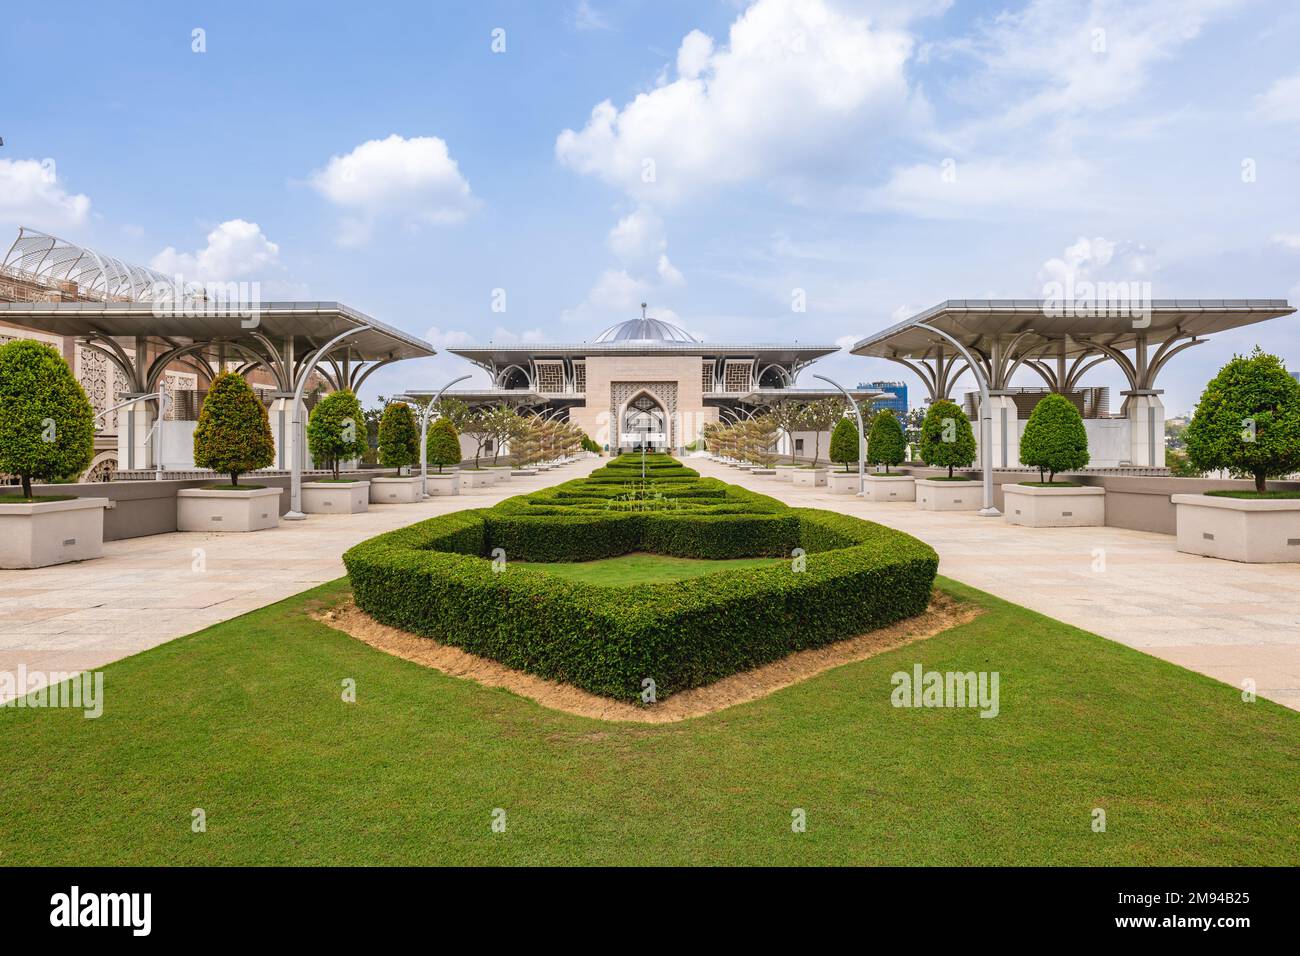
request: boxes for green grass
[1016,481,1084,488]
[0,494,78,503]
[514,552,785,586]
[1206,489,1300,499]
[200,483,268,491]
[1,575,1296,866]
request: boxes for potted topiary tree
[180,371,281,532]
[915,399,981,511]
[371,403,421,509]
[0,340,108,568]
[1172,348,1300,561]
[1004,393,1102,527]
[424,417,463,495]
[827,416,861,493]
[864,408,913,501]
[300,389,371,512]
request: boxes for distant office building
[858,380,908,416]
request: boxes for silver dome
[594,315,698,344]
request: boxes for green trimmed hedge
[343,453,938,701]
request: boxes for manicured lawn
[514,552,784,585]
[1,576,1296,866]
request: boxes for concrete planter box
[1172,493,1300,563]
[177,486,281,532]
[1004,484,1105,527]
[510,468,538,477]
[0,496,110,569]
[483,467,511,483]
[424,474,459,496]
[750,468,776,476]
[915,478,983,511]
[792,468,828,488]
[458,470,497,491]
[864,474,916,502]
[301,480,369,514]
[368,476,423,504]
[827,471,861,494]
[774,465,799,482]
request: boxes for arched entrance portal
[621,393,667,452]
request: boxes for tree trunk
[948,464,954,479]
[231,472,239,487]
[21,474,32,500]
[1256,471,1268,494]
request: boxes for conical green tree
[426,417,462,473]
[1019,393,1089,483]
[1185,348,1300,493]
[307,389,367,480]
[0,340,95,499]
[918,399,977,478]
[866,408,905,473]
[193,371,275,486]
[377,402,419,475]
[828,417,860,472]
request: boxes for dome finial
[641,302,648,318]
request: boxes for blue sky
[3,0,1299,414]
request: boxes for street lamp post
[395,374,470,498]
[813,374,865,496]
[914,322,1000,516]
[284,326,372,520]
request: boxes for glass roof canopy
[850,298,1295,400]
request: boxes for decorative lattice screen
[701,361,714,392]
[574,362,586,393]
[724,362,751,392]
[536,362,565,393]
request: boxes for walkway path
[693,459,1300,711]
[0,460,601,703]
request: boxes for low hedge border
[343,454,939,701]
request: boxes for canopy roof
[0,300,433,362]
[448,341,838,363]
[0,300,433,396]
[852,299,1294,359]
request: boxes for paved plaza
[3,455,1297,711]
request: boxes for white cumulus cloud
[151,219,281,281]
[555,0,916,204]
[0,158,91,230]
[310,134,477,246]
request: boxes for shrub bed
[344,453,938,700]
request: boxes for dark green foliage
[918,398,977,478]
[377,402,419,473]
[866,408,905,473]
[426,418,462,473]
[829,417,860,472]
[193,371,275,486]
[0,340,96,499]
[1184,348,1300,493]
[307,389,367,480]
[1019,393,1089,482]
[343,453,938,701]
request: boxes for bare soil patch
[313,592,980,724]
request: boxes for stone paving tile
[694,459,1300,711]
